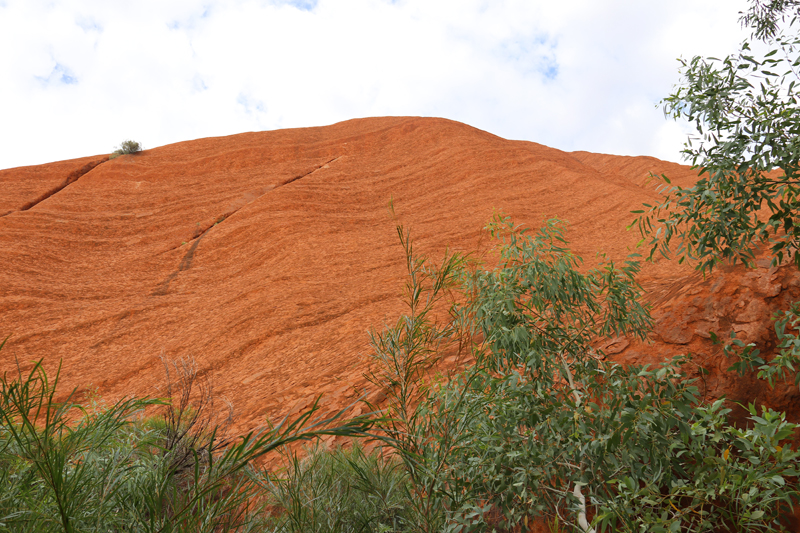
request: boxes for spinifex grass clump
[256,442,413,533]
[0,353,161,531]
[0,337,369,532]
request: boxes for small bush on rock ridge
[110,139,143,159]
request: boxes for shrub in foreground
[364,216,800,532]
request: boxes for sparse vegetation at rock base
[2,214,798,531]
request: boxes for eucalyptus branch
[558,352,582,407]
[555,351,597,533]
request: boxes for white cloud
[0,0,752,169]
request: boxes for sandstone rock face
[0,117,796,439]
[615,260,800,424]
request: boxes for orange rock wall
[0,116,796,436]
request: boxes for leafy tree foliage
[742,0,800,40]
[633,0,800,401]
[366,217,800,532]
[634,2,800,272]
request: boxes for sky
[0,0,753,170]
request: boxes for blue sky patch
[539,59,559,81]
[274,0,318,12]
[168,6,211,31]
[76,16,102,33]
[36,63,78,86]
[193,75,209,92]
[237,93,267,115]
[499,34,559,82]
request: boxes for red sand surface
[1,116,797,436]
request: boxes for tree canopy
[635,1,800,273]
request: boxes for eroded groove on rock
[19,158,108,212]
[282,156,340,187]
[153,233,206,295]
[161,156,341,254]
